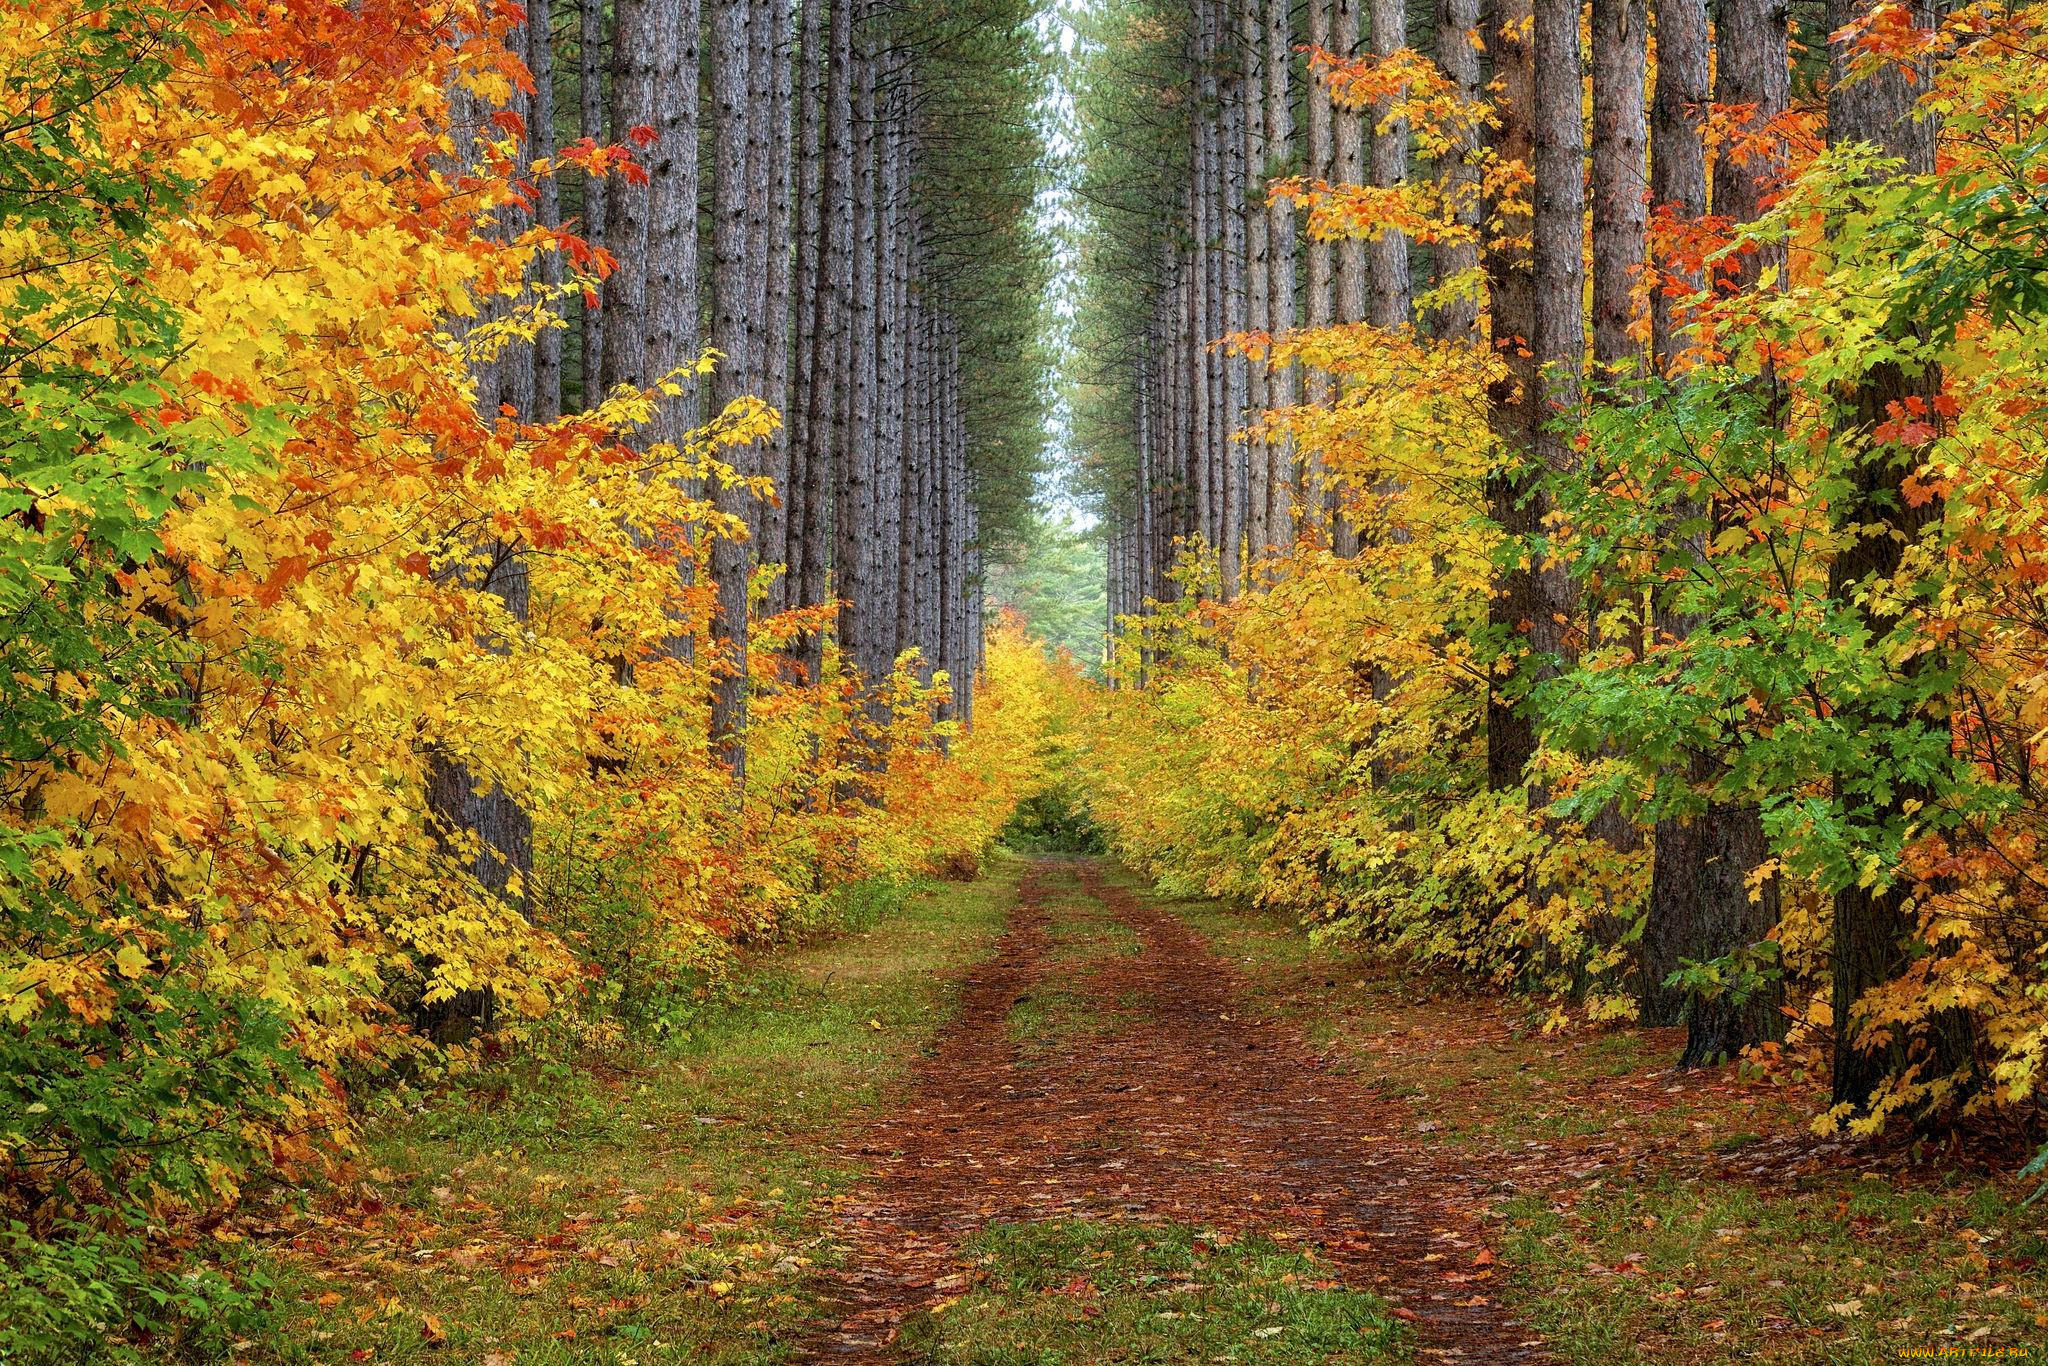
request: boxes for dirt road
[813,857,1551,1362]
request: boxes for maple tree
[0,0,1054,1349]
[1072,0,2048,1147]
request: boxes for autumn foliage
[1075,2,2048,1143]
[0,2,1049,1347]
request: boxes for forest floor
[239,855,2048,1365]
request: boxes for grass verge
[231,858,1020,1365]
[896,1220,1405,1364]
[1137,872,2048,1365]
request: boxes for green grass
[239,859,1022,1365]
[1004,985,1104,1060]
[1138,880,2048,1365]
[1501,1177,2048,1364]
[897,1221,1407,1364]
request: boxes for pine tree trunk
[1429,0,1481,340]
[529,0,563,420]
[645,0,700,445]
[1714,0,1790,293]
[801,0,852,686]
[1264,0,1296,545]
[1824,0,1970,1117]
[603,0,654,394]
[709,0,756,780]
[1639,0,1787,1052]
[788,0,824,639]
[761,0,795,610]
[1647,0,1705,372]
[1366,0,1408,331]
[1589,0,1646,373]
[838,18,881,697]
[1529,0,1584,684]
[1331,0,1366,325]
[578,0,608,401]
[1219,14,1248,596]
[1483,0,1538,792]
[1242,0,1270,574]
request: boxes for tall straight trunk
[1640,0,1710,1026]
[1430,0,1481,340]
[1363,0,1411,746]
[1824,0,1968,1116]
[1647,0,1705,370]
[1366,0,1409,331]
[1577,0,1653,963]
[800,0,851,685]
[1184,220,1209,560]
[423,74,540,1035]
[1135,354,1154,627]
[873,65,908,663]
[838,17,882,693]
[788,0,824,632]
[645,0,700,444]
[1483,0,1538,791]
[499,12,537,421]
[423,545,535,1036]
[1528,0,1585,673]
[743,0,770,379]
[709,0,756,778]
[943,322,971,716]
[1220,14,1248,596]
[1331,0,1366,324]
[1715,0,1791,291]
[579,0,608,400]
[1196,5,1224,563]
[1304,0,1334,335]
[529,0,563,420]
[1263,0,1296,545]
[1639,0,1788,1056]
[898,300,927,660]
[603,0,654,394]
[1589,0,1646,373]
[1242,0,1270,574]
[761,0,796,608]
[947,319,964,710]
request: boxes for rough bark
[761,0,796,606]
[644,0,699,443]
[1366,0,1409,332]
[1589,0,1646,373]
[1243,0,1271,572]
[602,0,654,394]
[1262,0,1295,546]
[1824,0,1968,1117]
[1646,0,1707,371]
[1638,0,1786,1052]
[578,0,607,400]
[1483,0,1539,792]
[1429,0,1482,340]
[709,0,756,779]
[1714,0,1791,293]
[528,0,562,420]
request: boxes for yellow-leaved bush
[1074,6,2048,1132]
[0,0,1052,1285]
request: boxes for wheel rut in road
[812,856,1551,1363]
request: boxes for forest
[5,0,2048,1360]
